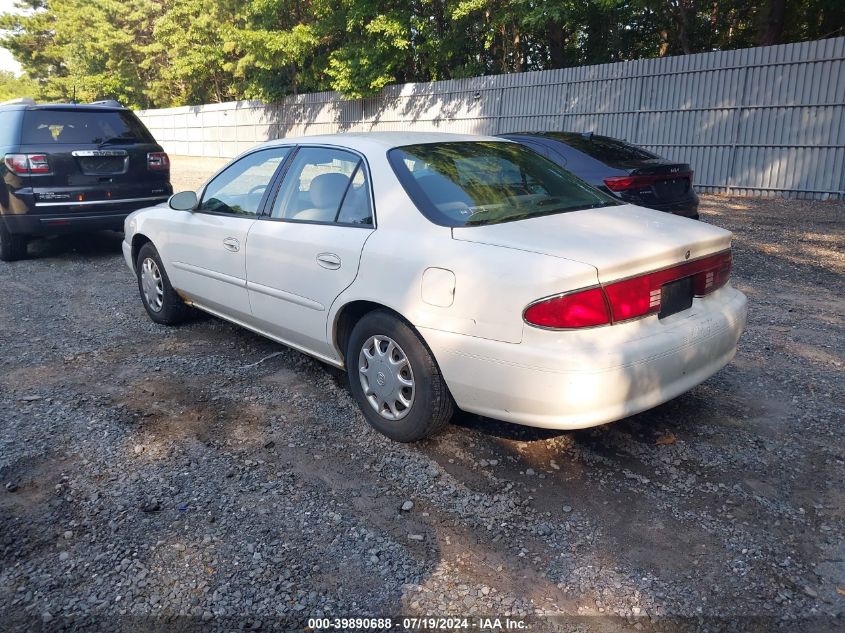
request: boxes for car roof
[259,131,510,153]
[501,131,618,144]
[0,103,127,113]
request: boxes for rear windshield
[549,133,659,163]
[21,109,155,145]
[388,141,617,227]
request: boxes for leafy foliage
[0,70,38,101]
[1,0,842,107]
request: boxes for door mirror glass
[169,190,198,211]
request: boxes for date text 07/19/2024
[307,617,528,630]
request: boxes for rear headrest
[310,172,349,209]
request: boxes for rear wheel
[0,223,28,262]
[347,310,453,442]
[136,242,192,325]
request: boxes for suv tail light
[604,171,692,192]
[4,153,51,175]
[524,250,732,329]
[147,152,170,171]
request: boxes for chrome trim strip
[71,150,128,157]
[40,213,131,222]
[171,261,246,288]
[246,281,325,311]
[35,196,168,208]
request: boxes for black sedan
[499,132,700,219]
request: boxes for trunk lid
[451,204,731,283]
[631,160,693,202]
[604,161,694,204]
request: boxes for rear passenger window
[270,147,373,226]
[336,165,373,225]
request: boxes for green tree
[0,70,39,101]
[1,0,165,108]
[147,0,241,105]
[2,0,842,105]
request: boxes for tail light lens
[524,250,732,329]
[523,287,611,329]
[4,153,51,175]
[604,171,692,192]
[27,154,51,173]
[147,152,170,171]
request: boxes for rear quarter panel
[329,148,601,348]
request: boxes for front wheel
[135,242,192,325]
[347,310,453,442]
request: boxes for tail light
[4,153,51,175]
[523,287,611,329]
[147,152,170,171]
[524,250,732,329]
[604,171,692,192]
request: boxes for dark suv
[0,100,172,261]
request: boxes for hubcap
[358,335,415,421]
[140,257,164,312]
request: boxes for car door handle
[223,237,240,252]
[316,252,341,270]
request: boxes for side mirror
[168,191,198,211]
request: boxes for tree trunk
[672,1,694,55]
[548,22,565,68]
[758,0,786,46]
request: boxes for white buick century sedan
[123,132,747,442]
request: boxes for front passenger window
[199,147,290,216]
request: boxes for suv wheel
[0,224,28,262]
[347,310,453,442]
[136,242,192,325]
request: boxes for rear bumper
[420,286,747,430]
[1,196,169,235]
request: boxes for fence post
[725,65,750,196]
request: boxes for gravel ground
[0,156,843,632]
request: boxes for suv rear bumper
[1,196,169,235]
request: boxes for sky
[0,0,23,75]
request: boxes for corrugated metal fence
[137,37,845,199]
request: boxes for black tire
[346,310,453,442]
[0,223,27,262]
[135,242,192,325]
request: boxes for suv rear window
[21,109,155,145]
[388,141,616,227]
